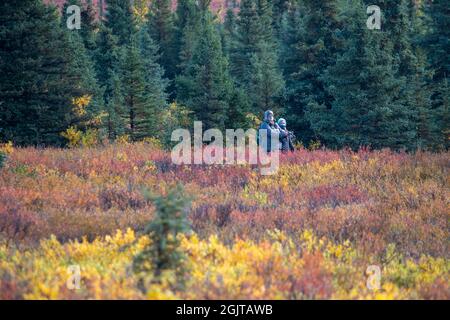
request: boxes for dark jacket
[279,129,295,152]
[258,121,286,152]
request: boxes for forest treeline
[0,0,448,150]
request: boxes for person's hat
[277,118,287,128]
[263,110,274,121]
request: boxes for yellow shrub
[61,126,82,148]
[72,95,92,116]
[0,141,14,154]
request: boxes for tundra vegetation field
[0,141,449,300]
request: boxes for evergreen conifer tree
[307,0,416,150]
[0,0,100,145]
[176,11,233,130]
[94,26,125,139]
[147,0,176,82]
[282,0,342,144]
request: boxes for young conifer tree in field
[0,0,101,146]
[308,0,416,150]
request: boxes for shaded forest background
[0,0,448,151]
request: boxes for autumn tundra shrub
[0,143,448,299]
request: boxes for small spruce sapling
[133,184,192,291]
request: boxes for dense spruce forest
[0,0,448,151]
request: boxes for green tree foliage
[173,0,202,74]
[0,151,6,169]
[62,0,99,52]
[307,0,416,150]
[221,8,237,57]
[248,41,285,113]
[230,0,261,86]
[105,0,136,46]
[80,0,99,52]
[133,184,192,289]
[65,30,104,128]
[147,0,176,82]
[94,26,125,139]
[176,11,233,130]
[138,26,169,112]
[0,0,100,146]
[282,0,342,144]
[229,0,284,114]
[272,0,289,35]
[121,37,154,141]
[422,0,450,150]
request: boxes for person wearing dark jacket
[258,110,285,152]
[277,118,295,152]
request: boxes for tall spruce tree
[80,0,99,52]
[176,10,233,130]
[364,0,431,150]
[62,0,103,124]
[230,0,284,114]
[272,0,289,35]
[422,0,450,150]
[65,30,103,128]
[221,8,238,58]
[121,36,153,140]
[62,0,99,52]
[173,0,202,74]
[105,0,136,46]
[307,0,416,150]
[147,0,176,83]
[138,26,169,115]
[94,26,125,139]
[282,0,342,144]
[0,0,100,146]
[248,41,285,113]
[222,9,253,129]
[230,0,262,86]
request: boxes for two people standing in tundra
[258,110,295,153]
